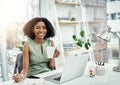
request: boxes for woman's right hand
[53,49,60,58]
[13,73,25,82]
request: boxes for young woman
[13,17,60,82]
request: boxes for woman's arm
[50,40,60,58]
[21,43,30,77]
[49,40,60,70]
[13,43,30,82]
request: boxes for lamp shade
[97,25,112,42]
[97,25,120,72]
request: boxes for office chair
[13,53,23,74]
[13,53,56,74]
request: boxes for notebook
[44,54,89,84]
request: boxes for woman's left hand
[13,73,25,82]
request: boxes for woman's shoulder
[27,38,34,44]
[46,38,53,43]
[23,42,29,48]
[46,38,54,47]
[23,39,35,48]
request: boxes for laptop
[44,54,89,84]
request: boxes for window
[118,13,120,19]
[0,0,40,81]
[107,14,110,20]
[110,0,116,1]
[111,13,116,20]
[107,0,120,2]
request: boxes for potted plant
[72,30,91,50]
[73,31,96,77]
[16,41,26,51]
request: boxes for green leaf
[72,35,77,41]
[80,31,84,37]
[22,41,26,45]
[88,42,91,46]
[77,39,83,47]
[16,46,23,51]
[77,42,82,47]
[87,39,91,46]
[85,43,89,50]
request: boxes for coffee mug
[47,47,55,58]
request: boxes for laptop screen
[44,54,89,84]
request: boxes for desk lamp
[97,25,120,72]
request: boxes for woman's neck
[34,38,45,45]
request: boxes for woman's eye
[43,26,46,29]
[36,27,39,29]
[35,26,46,29]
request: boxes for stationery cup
[95,65,106,75]
[47,47,55,58]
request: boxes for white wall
[107,1,120,13]
[107,20,120,32]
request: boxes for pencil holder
[95,65,106,75]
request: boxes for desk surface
[1,62,120,85]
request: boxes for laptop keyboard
[54,76,61,81]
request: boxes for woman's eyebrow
[36,26,46,27]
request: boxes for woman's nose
[39,27,44,31]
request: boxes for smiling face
[33,21,47,40]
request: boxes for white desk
[1,62,120,85]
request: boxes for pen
[16,67,19,74]
[96,61,104,66]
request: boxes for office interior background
[0,0,120,82]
